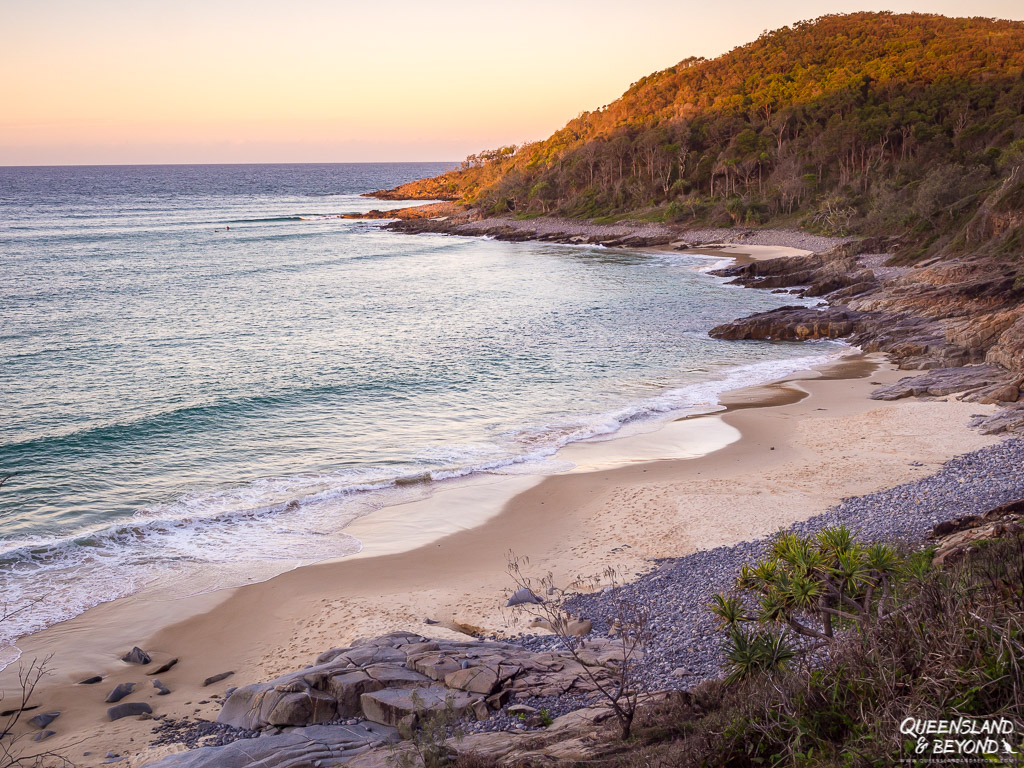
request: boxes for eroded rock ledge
[708,240,1024,380]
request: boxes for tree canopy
[389,12,1024,256]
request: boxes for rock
[138,724,390,768]
[450,618,488,637]
[444,666,499,695]
[506,588,543,607]
[153,679,171,695]
[78,675,103,685]
[870,365,1009,401]
[121,647,151,665]
[107,701,152,721]
[202,671,234,687]
[969,402,1024,434]
[360,686,479,728]
[471,699,490,721]
[325,671,384,718]
[32,730,56,742]
[365,664,432,689]
[709,306,868,341]
[266,690,336,727]
[28,711,60,729]
[105,682,136,703]
[486,689,511,709]
[408,653,463,681]
[147,658,179,675]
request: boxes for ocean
[0,163,843,658]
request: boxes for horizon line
[0,160,460,169]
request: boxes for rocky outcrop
[216,631,628,733]
[970,403,1024,434]
[929,499,1024,565]
[869,365,1022,403]
[709,306,871,341]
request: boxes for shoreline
[2,223,1013,766]
[0,237,820,662]
[2,345,1002,766]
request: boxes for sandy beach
[2,341,1001,766]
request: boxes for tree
[504,555,648,740]
[711,526,915,682]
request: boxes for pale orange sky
[2,0,1023,165]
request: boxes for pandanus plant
[711,525,916,681]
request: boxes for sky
[2,0,1023,166]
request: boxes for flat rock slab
[871,365,1009,400]
[360,686,479,728]
[141,724,391,768]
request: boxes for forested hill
[380,12,1024,259]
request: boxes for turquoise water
[0,163,841,651]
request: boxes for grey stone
[153,679,171,695]
[266,690,336,727]
[506,587,543,607]
[444,666,499,695]
[408,653,462,681]
[105,682,135,703]
[121,647,151,665]
[28,711,60,729]
[32,729,56,742]
[364,664,431,689]
[107,701,152,721]
[325,671,383,718]
[202,671,234,687]
[360,686,478,728]
[78,675,103,685]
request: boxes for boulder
[105,682,135,703]
[970,402,1024,434]
[360,686,479,728]
[78,675,103,685]
[346,645,408,667]
[121,647,151,665]
[444,666,499,695]
[32,730,56,742]
[153,679,171,696]
[266,689,336,727]
[364,664,432,689]
[28,712,60,729]
[506,588,543,607]
[325,671,383,718]
[408,653,463,681]
[107,702,152,721]
[709,306,867,341]
[870,365,1009,400]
